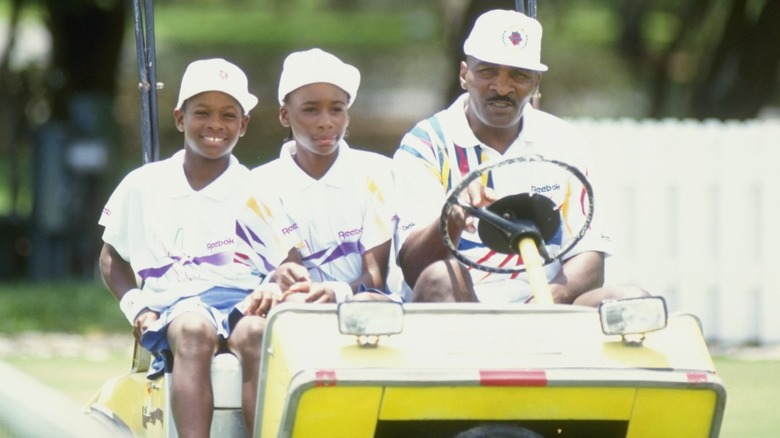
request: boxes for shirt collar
[168,149,244,200]
[279,140,353,191]
[446,93,538,154]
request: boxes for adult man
[393,9,647,305]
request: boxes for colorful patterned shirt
[393,94,613,302]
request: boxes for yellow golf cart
[86,155,726,438]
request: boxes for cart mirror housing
[599,296,668,346]
[338,301,404,347]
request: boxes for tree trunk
[691,0,780,119]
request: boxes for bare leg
[412,258,477,302]
[167,313,219,438]
[227,315,266,434]
[573,285,651,307]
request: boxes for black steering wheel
[439,154,594,274]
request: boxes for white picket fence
[572,118,780,346]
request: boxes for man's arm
[547,251,605,304]
[397,221,452,288]
[398,180,496,288]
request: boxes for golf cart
[85,155,726,438]
[86,1,725,435]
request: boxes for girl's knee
[169,313,219,354]
[229,315,265,356]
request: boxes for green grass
[713,357,780,437]
[2,345,131,405]
[0,281,126,334]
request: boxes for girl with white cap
[98,58,292,437]
[241,48,399,303]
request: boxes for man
[393,9,647,305]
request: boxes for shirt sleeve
[98,173,136,261]
[355,158,396,251]
[235,191,296,277]
[392,128,450,249]
[555,128,614,260]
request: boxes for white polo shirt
[99,150,289,311]
[393,94,613,303]
[245,141,395,289]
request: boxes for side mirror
[599,296,668,346]
[337,301,404,348]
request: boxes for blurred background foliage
[0,0,778,282]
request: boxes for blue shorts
[140,286,249,378]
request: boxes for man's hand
[448,180,498,238]
[133,309,159,342]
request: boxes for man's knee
[601,285,652,300]
[574,285,652,307]
[413,259,476,302]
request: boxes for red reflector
[315,370,337,387]
[480,370,547,387]
[687,372,709,384]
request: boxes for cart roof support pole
[132,0,160,165]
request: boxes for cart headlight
[338,301,404,347]
[599,296,668,345]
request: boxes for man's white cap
[277,48,361,107]
[176,58,258,113]
[463,9,548,72]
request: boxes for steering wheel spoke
[440,155,594,275]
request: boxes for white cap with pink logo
[463,9,548,72]
[176,58,258,113]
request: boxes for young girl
[243,48,399,303]
[98,58,290,437]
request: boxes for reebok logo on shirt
[207,238,234,251]
[338,227,363,239]
[531,183,561,194]
[281,223,299,235]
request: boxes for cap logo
[503,27,528,50]
[219,70,228,80]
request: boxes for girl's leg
[167,312,219,438]
[227,314,266,434]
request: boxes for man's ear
[459,60,468,90]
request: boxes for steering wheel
[439,154,594,275]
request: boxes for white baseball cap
[175,58,258,113]
[463,9,548,72]
[277,48,361,107]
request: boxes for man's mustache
[487,95,516,105]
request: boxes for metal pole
[516,0,537,19]
[517,0,540,108]
[132,0,160,165]
[515,0,525,15]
